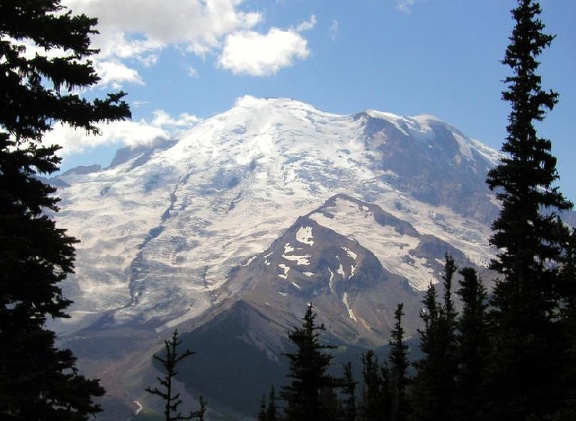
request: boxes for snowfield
[54,96,499,331]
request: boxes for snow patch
[342,292,357,322]
[283,242,310,265]
[452,132,473,160]
[278,263,290,279]
[337,263,345,278]
[242,256,256,266]
[296,226,314,245]
[284,253,311,265]
[328,268,335,293]
[342,247,357,260]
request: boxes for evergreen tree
[266,386,279,421]
[410,256,458,421]
[146,330,206,421]
[357,350,390,421]
[388,303,410,421]
[340,362,357,421]
[453,267,488,421]
[483,1,572,419]
[280,304,341,421]
[0,1,130,419]
[258,395,268,421]
[556,230,576,418]
[257,386,279,421]
[410,284,440,421]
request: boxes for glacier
[52,96,499,333]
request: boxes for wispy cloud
[186,66,199,78]
[296,15,317,32]
[329,20,339,40]
[394,0,419,13]
[45,111,201,156]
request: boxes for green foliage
[356,303,410,421]
[340,362,357,421]
[280,305,342,421]
[410,256,458,421]
[146,330,206,421]
[258,387,279,421]
[266,387,279,421]
[557,230,576,415]
[483,1,574,419]
[358,350,390,421]
[0,0,130,419]
[389,304,410,421]
[452,268,488,421]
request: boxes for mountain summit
[51,97,505,418]
[54,96,498,335]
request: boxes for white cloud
[218,28,310,76]
[296,15,317,32]
[95,61,144,88]
[64,0,261,54]
[151,110,200,129]
[44,111,200,156]
[60,0,272,86]
[394,0,419,12]
[59,0,314,85]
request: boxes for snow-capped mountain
[53,96,498,337]
[50,96,507,418]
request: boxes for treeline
[257,245,572,421]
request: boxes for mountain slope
[53,96,498,335]
[48,96,510,419]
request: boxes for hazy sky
[52,0,576,200]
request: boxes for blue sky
[53,0,576,201]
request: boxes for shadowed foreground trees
[280,305,343,421]
[484,0,574,419]
[0,0,130,419]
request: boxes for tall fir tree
[266,386,279,421]
[410,256,458,421]
[483,1,573,419]
[0,0,130,419]
[453,267,488,421]
[280,304,341,421]
[410,283,441,421]
[340,362,357,421]
[258,386,279,421]
[388,303,410,421]
[258,395,268,421]
[358,350,390,421]
[556,230,576,418]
